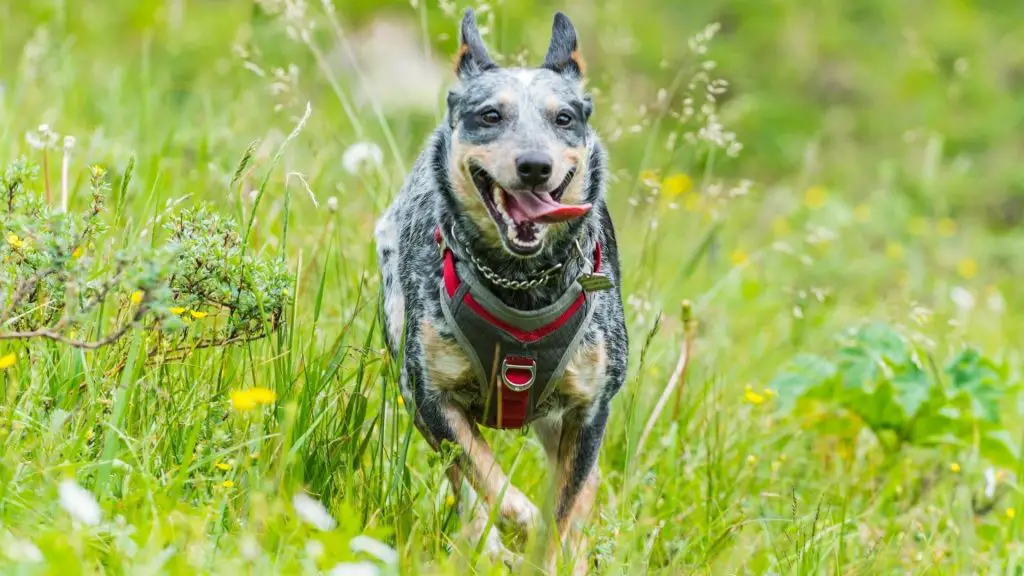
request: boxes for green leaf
[946,348,1004,423]
[890,364,931,419]
[980,429,1019,468]
[767,354,836,410]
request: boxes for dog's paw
[501,487,542,533]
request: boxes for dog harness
[435,228,601,430]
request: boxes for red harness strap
[436,228,601,429]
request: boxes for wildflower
[985,285,1005,314]
[885,242,904,261]
[803,186,827,210]
[937,218,957,237]
[6,233,25,249]
[71,246,83,259]
[730,249,749,266]
[293,493,337,531]
[58,479,102,526]
[950,287,975,313]
[854,204,871,222]
[350,535,398,565]
[984,467,997,498]
[445,494,456,507]
[89,165,106,180]
[188,310,208,319]
[327,562,379,576]
[221,480,235,489]
[662,173,692,198]
[342,141,383,175]
[744,385,766,405]
[0,353,15,370]
[950,462,961,473]
[746,455,757,465]
[396,395,405,407]
[230,387,277,411]
[169,307,186,315]
[130,291,144,305]
[772,217,791,236]
[326,196,339,213]
[1007,508,1016,519]
[215,462,232,471]
[957,258,978,280]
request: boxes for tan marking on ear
[420,321,472,390]
[570,50,587,75]
[557,336,606,406]
[453,43,471,74]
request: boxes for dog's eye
[480,109,502,125]
[555,112,573,127]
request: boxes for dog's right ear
[454,9,496,79]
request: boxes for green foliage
[1,157,290,349]
[770,322,1019,465]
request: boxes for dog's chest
[421,317,606,413]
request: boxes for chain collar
[444,226,570,291]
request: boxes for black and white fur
[374,10,628,573]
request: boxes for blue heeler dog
[375,9,627,571]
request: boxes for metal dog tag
[578,273,614,292]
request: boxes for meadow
[2,0,1024,574]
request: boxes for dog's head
[443,10,596,258]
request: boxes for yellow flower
[445,494,456,508]
[189,310,208,319]
[744,385,766,405]
[937,218,957,237]
[854,204,871,222]
[884,242,904,261]
[949,462,961,473]
[396,395,405,407]
[89,165,106,179]
[908,217,929,236]
[230,387,277,411]
[1007,508,1016,519]
[662,173,693,198]
[169,307,186,315]
[730,249,749,266]
[6,233,24,249]
[220,480,235,489]
[0,353,15,370]
[215,462,232,471]
[71,246,83,259]
[130,291,144,305]
[771,217,791,237]
[746,455,758,465]
[957,258,977,280]
[803,186,828,210]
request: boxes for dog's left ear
[542,12,585,79]
[454,9,496,79]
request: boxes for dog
[374,9,628,572]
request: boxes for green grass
[2,0,1024,574]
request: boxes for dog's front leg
[546,403,609,574]
[412,392,541,559]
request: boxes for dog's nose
[515,152,553,187]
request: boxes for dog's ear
[542,12,585,79]
[454,9,496,79]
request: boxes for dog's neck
[443,215,600,310]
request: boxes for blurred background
[3,0,1024,572]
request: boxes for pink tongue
[504,190,591,224]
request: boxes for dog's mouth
[468,164,590,256]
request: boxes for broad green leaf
[980,429,1019,468]
[946,348,1004,423]
[767,354,836,410]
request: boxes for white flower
[984,467,997,499]
[326,196,339,213]
[327,561,379,576]
[3,533,43,563]
[987,288,1005,314]
[293,493,336,531]
[342,141,383,175]
[58,479,101,526]
[305,539,325,559]
[950,286,975,313]
[350,535,398,565]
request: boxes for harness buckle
[501,356,536,392]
